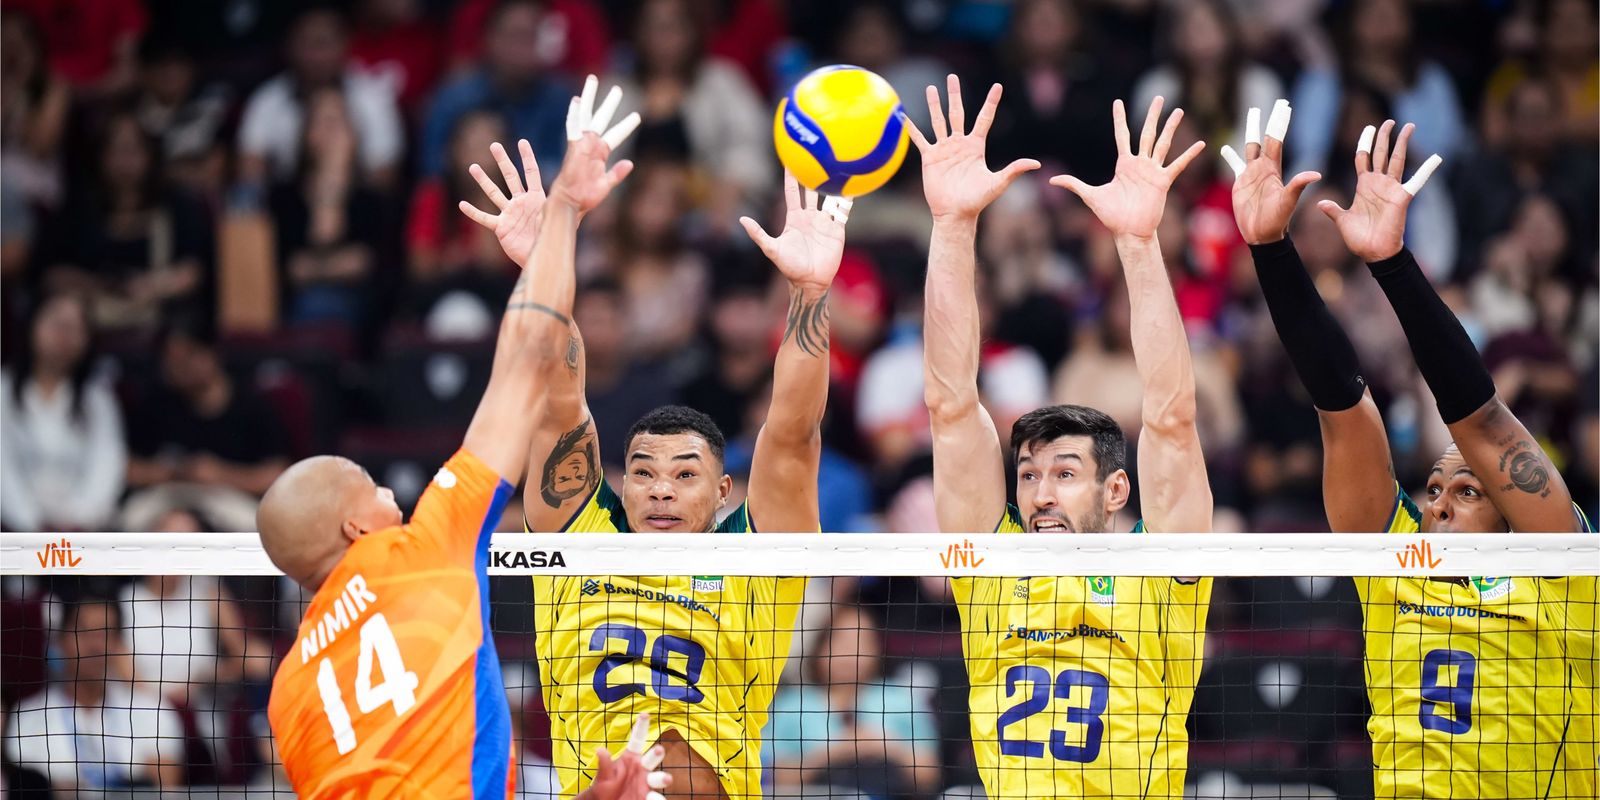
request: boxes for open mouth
[1031,518,1070,532]
[643,515,683,530]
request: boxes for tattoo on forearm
[565,336,580,373]
[507,301,571,325]
[782,288,830,358]
[1497,439,1552,498]
[541,418,599,508]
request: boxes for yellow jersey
[952,506,1211,799]
[530,477,806,799]
[1356,486,1593,799]
[1548,574,1598,798]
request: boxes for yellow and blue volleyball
[774,65,909,198]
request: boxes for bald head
[258,456,400,590]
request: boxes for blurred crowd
[0,0,1596,796]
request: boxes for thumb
[739,216,778,259]
[606,159,635,190]
[594,747,614,776]
[997,158,1042,187]
[1048,174,1093,201]
[1284,171,1321,205]
[1316,198,1346,223]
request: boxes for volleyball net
[2,532,1596,799]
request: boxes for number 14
[317,613,421,754]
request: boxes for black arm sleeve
[1366,248,1495,424]
[1250,237,1367,412]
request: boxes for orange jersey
[269,450,517,799]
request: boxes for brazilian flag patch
[1472,577,1514,601]
[693,576,723,593]
[1088,576,1116,606]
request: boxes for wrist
[1112,231,1158,249]
[1247,236,1297,259]
[931,213,979,234]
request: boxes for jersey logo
[1088,576,1115,606]
[433,467,458,489]
[581,579,601,596]
[1013,580,1030,599]
[1471,577,1514,601]
[692,576,723,593]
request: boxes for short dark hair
[626,405,727,467]
[1010,404,1127,482]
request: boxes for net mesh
[2,533,1595,799]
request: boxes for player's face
[621,433,731,532]
[1421,447,1510,533]
[345,466,403,539]
[1016,436,1128,533]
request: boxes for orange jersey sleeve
[269,449,518,799]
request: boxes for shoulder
[997,504,1025,533]
[715,501,754,533]
[1386,484,1422,533]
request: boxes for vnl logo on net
[940,539,986,570]
[35,537,83,569]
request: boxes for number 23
[996,665,1110,763]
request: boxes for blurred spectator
[121,506,273,780]
[236,6,404,189]
[269,87,387,329]
[0,9,69,210]
[424,0,572,181]
[347,0,443,115]
[830,2,947,135]
[572,278,680,471]
[1468,193,1577,341]
[980,0,1125,186]
[1481,0,1599,146]
[704,0,788,95]
[132,36,232,202]
[0,292,126,532]
[39,111,213,334]
[679,275,775,443]
[406,108,517,323]
[1291,0,1467,178]
[609,0,776,229]
[446,0,611,80]
[1452,78,1599,282]
[1132,0,1283,150]
[585,159,711,361]
[765,603,943,799]
[138,0,299,90]
[2,0,146,95]
[3,597,185,791]
[981,179,1083,369]
[123,314,289,529]
[857,275,1049,471]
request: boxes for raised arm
[1050,97,1211,533]
[1319,120,1578,532]
[738,175,852,532]
[909,76,1041,533]
[1223,100,1396,532]
[458,75,640,526]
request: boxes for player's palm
[1050,98,1205,240]
[459,139,547,266]
[551,133,633,214]
[910,75,1040,221]
[741,173,851,289]
[1231,158,1319,246]
[1328,171,1411,262]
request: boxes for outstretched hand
[1049,97,1205,240]
[1220,100,1321,245]
[740,173,852,290]
[1316,119,1442,262]
[585,713,672,800]
[550,74,643,214]
[906,74,1041,222]
[458,139,546,267]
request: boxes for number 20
[316,613,420,754]
[590,624,706,704]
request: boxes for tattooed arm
[460,80,638,529]
[738,174,852,532]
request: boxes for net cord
[3,532,1595,576]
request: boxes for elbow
[1142,389,1198,436]
[925,383,979,427]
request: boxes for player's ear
[1103,469,1132,514]
[341,518,366,543]
[718,474,733,507]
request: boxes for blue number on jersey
[590,624,706,704]
[997,664,1109,762]
[1419,648,1475,734]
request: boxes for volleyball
[774,65,909,198]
